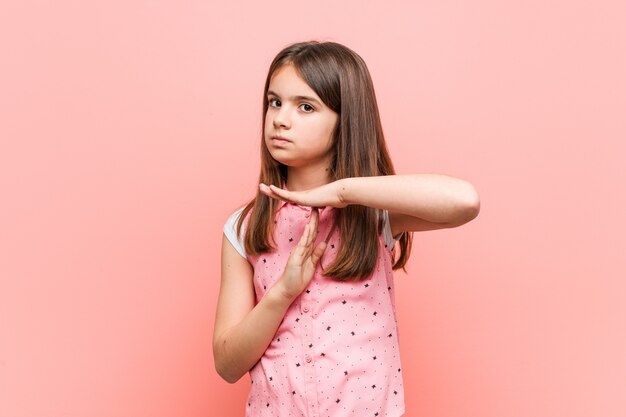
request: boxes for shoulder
[224,207,245,227]
[223,207,247,258]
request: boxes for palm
[279,209,327,300]
[259,182,346,208]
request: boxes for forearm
[214,286,293,383]
[339,174,480,224]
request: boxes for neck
[286,162,332,191]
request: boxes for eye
[300,103,314,113]
[268,98,280,107]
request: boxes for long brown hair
[237,40,412,280]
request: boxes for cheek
[323,121,337,144]
[264,113,270,130]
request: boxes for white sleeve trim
[223,207,246,258]
[382,209,403,250]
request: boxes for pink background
[1,1,624,416]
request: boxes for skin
[213,63,481,383]
[264,63,339,191]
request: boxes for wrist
[336,178,350,206]
[265,282,297,310]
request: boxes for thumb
[309,241,327,266]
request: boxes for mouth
[270,136,292,144]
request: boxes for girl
[214,40,480,417]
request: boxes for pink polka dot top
[224,200,406,417]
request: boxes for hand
[259,181,348,208]
[274,208,327,302]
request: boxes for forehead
[268,64,319,98]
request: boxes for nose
[272,106,290,129]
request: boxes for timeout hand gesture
[259,181,348,209]
[274,208,328,302]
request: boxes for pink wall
[1,1,624,416]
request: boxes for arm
[212,236,290,383]
[339,174,481,235]
[213,210,327,383]
[260,174,480,235]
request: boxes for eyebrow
[267,90,322,105]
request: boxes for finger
[269,184,305,205]
[303,220,313,249]
[309,241,327,266]
[310,208,319,231]
[268,184,292,200]
[310,208,320,244]
[300,215,319,262]
[260,183,291,204]
[268,184,285,194]
[259,183,283,201]
[303,222,312,247]
[292,223,310,259]
[308,208,320,246]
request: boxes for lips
[271,135,291,142]
[270,135,292,146]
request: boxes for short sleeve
[382,209,403,250]
[223,207,246,258]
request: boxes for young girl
[214,40,480,417]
